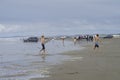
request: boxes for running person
[93,34,101,50]
[40,35,45,54]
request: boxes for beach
[0,37,83,80]
[1,0,120,80]
[30,38,120,80]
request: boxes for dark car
[23,37,39,42]
[103,35,113,39]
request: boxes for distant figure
[40,35,45,54]
[62,38,65,46]
[61,36,65,46]
[73,37,77,45]
[86,35,90,42]
[93,34,101,50]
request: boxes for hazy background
[0,0,120,37]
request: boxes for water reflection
[41,54,46,62]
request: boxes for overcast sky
[0,0,120,36]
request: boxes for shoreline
[0,39,85,80]
[30,38,120,80]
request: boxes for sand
[30,38,120,80]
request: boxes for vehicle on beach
[23,37,39,42]
[103,35,113,39]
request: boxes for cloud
[0,24,6,32]
[4,17,118,34]
[0,24,19,33]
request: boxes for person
[40,35,45,54]
[61,36,65,46]
[93,34,101,50]
[73,37,77,45]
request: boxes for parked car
[23,37,39,42]
[103,35,113,39]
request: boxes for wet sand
[30,38,120,80]
[0,39,83,80]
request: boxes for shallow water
[0,37,85,80]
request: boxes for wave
[0,37,25,42]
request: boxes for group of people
[39,34,101,54]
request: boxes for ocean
[0,37,85,80]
